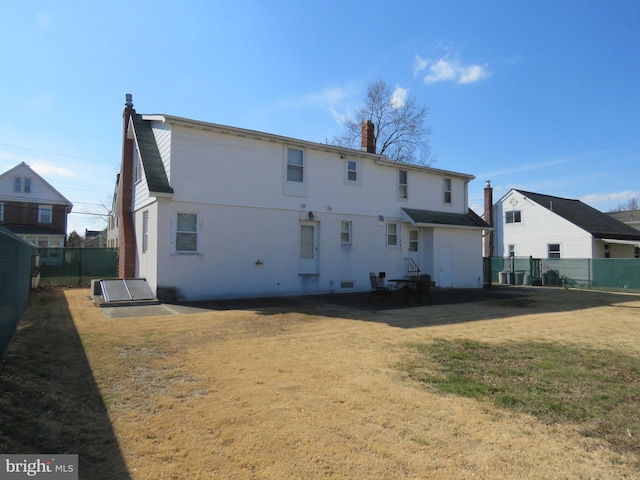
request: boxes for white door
[408,228,421,274]
[439,246,452,288]
[299,223,319,274]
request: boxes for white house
[492,188,640,259]
[110,95,488,302]
[0,162,72,249]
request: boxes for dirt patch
[2,287,640,479]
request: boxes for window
[142,211,149,253]
[38,205,52,224]
[175,213,198,252]
[347,160,357,182]
[340,221,352,244]
[398,170,408,199]
[635,247,639,259]
[409,229,418,252]
[286,148,304,183]
[0,203,3,221]
[443,178,452,204]
[604,244,610,259]
[133,147,142,183]
[508,244,516,257]
[548,243,561,258]
[14,177,31,193]
[506,210,522,224]
[386,223,399,247]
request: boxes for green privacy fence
[0,227,37,360]
[486,256,640,290]
[37,247,119,287]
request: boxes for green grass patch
[401,339,640,456]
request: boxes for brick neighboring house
[0,162,73,248]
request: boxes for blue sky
[1,0,638,235]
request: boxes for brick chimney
[483,180,494,257]
[118,94,137,279]
[361,120,376,153]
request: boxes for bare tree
[334,80,432,164]
[610,198,639,212]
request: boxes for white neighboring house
[493,189,640,259]
[110,96,488,302]
[607,210,640,232]
[0,162,72,250]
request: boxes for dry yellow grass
[2,287,640,479]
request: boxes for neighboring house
[83,229,107,248]
[607,210,640,232]
[106,175,120,248]
[492,188,640,259]
[110,95,488,301]
[0,162,72,249]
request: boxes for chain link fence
[487,256,640,291]
[37,248,119,287]
[0,227,37,360]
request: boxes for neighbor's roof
[514,190,640,241]
[402,208,489,229]
[130,114,174,195]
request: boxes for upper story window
[38,205,53,224]
[175,212,198,253]
[286,148,304,183]
[506,210,522,224]
[346,160,357,183]
[548,243,561,258]
[443,178,452,204]
[14,177,31,193]
[341,220,352,244]
[398,170,408,200]
[133,147,142,183]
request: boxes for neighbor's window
[175,213,198,252]
[14,177,31,193]
[286,148,304,183]
[340,220,352,244]
[443,178,452,204]
[508,244,516,257]
[0,203,4,222]
[142,211,149,253]
[398,170,408,199]
[409,229,418,252]
[548,243,561,258]
[347,160,357,182]
[38,205,53,224]
[506,210,522,224]
[387,223,399,247]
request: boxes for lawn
[1,287,639,479]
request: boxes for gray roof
[607,209,640,224]
[515,190,640,241]
[402,208,489,228]
[131,115,174,194]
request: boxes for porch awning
[597,238,640,247]
[401,208,490,230]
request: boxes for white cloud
[390,87,408,109]
[31,162,77,178]
[581,190,640,204]
[415,53,491,85]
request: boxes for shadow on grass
[0,289,130,480]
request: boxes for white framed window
[0,203,3,221]
[133,147,142,183]
[386,223,399,247]
[14,177,31,193]
[443,178,452,204]
[341,221,352,244]
[175,212,198,253]
[38,205,53,224]
[548,243,561,258]
[508,244,516,257]
[142,211,149,253]
[286,148,304,183]
[398,170,408,199]
[409,229,418,252]
[346,160,358,183]
[506,210,522,224]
